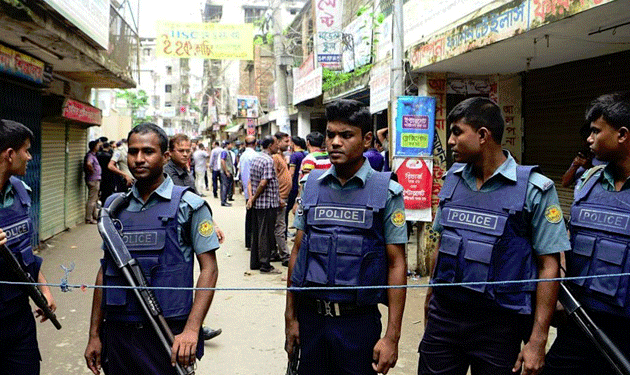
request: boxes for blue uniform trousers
[543,311,630,375]
[418,290,532,375]
[101,319,203,375]
[297,304,381,375]
[0,297,41,375]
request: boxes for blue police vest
[432,164,538,314]
[102,186,194,322]
[291,169,390,305]
[0,177,42,312]
[568,170,630,317]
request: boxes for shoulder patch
[198,220,214,237]
[181,191,205,210]
[529,172,555,191]
[544,205,563,224]
[391,209,406,227]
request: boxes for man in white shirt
[209,141,223,198]
[192,143,209,196]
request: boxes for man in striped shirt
[299,131,331,178]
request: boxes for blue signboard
[394,96,436,157]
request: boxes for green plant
[322,63,373,92]
[116,90,152,126]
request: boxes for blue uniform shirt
[433,152,570,255]
[576,163,630,192]
[105,176,220,262]
[0,179,30,208]
[294,160,408,244]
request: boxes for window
[204,4,223,22]
[166,66,172,75]
[289,8,299,15]
[165,101,172,107]
[143,48,151,56]
[244,6,266,23]
[165,84,172,93]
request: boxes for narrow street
[36,193,427,375]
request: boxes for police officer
[0,119,57,375]
[285,99,408,375]
[84,123,220,375]
[419,97,570,375]
[544,92,630,374]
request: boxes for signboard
[247,118,257,136]
[393,157,433,222]
[0,45,45,85]
[218,114,228,125]
[162,107,176,118]
[43,0,109,49]
[394,96,436,157]
[62,99,102,125]
[342,7,373,72]
[369,60,390,114]
[236,96,259,118]
[293,55,323,105]
[156,21,254,60]
[315,0,343,69]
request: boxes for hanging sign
[394,96,436,157]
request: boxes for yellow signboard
[156,21,253,60]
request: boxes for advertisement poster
[236,95,259,118]
[246,118,257,136]
[315,0,343,69]
[394,96,436,157]
[393,157,433,222]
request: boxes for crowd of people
[1,92,630,375]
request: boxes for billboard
[156,21,253,60]
[236,96,259,118]
[43,0,109,49]
[394,96,436,157]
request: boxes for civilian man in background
[300,132,331,178]
[84,139,101,224]
[96,140,117,205]
[108,138,134,191]
[220,140,235,207]
[209,141,223,198]
[273,132,292,265]
[237,136,258,250]
[192,143,209,196]
[287,136,307,236]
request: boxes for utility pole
[391,0,404,99]
[273,0,290,134]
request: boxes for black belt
[300,297,376,317]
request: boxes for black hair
[127,123,168,153]
[585,92,630,130]
[325,99,372,135]
[98,136,108,143]
[306,131,325,148]
[0,119,34,153]
[447,97,504,144]
[274,131,289,140]
[291,136,306,149]
[169,133,190,151]
[261,135,275,149]
[245,137,257,146]
[88,140,99,151]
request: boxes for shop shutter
[523,50,630,216]
[40,122,66,240]
[65,124,87,228]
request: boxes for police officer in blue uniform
[0,119,57,375]
[285,99,408,375]
[544,92,630,374]
[84,123,220,375]
[419,98,570,375]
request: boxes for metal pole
[273,0,290,134]
[391,0,404,99]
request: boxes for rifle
[98,193,195,375]
[0,244,62,329]
[558,282,630,375]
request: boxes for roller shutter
[65,124,87,228]
[523,50,630,216]
[40,123,66,240]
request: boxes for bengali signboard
[393,157,433,222]
[0,45,45,85]
[236,96,259,118]
[247,118,257,136]
[315,0,343,69]
[394,96,436,157]
[156,21,253,60]
[293,54,323,105]
[62,99,102,125]
[369,60,390,114]
[43,0,109,49]
[342,7,373,72]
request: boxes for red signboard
[395,158,432,210]
[62,98,102,125]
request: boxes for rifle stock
[558,283,630,375]
[99,193,194,375]
[0,244,61,329]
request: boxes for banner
[369,60,390,114]
[293,55,323,105]
[315,0,343,69]
[236,96,259,118]
[247,118,257,136]
[43,0,109,49]
[156,21,253,60]
[0,45,45,85]
[393,157,433,222]
[394,96,436,157]
[342,7,373,72]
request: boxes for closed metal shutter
[65,124,87,228]
[40,122,66,240]
[523,50,630,216]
